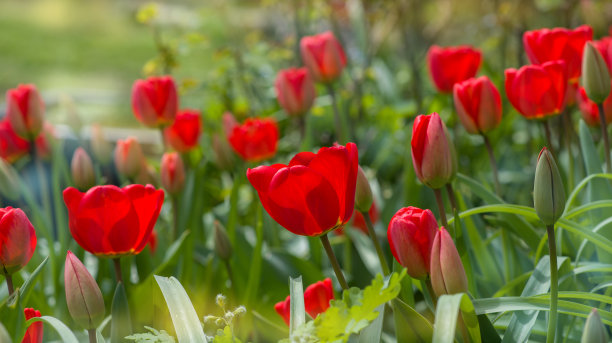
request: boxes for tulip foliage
[5,2,612,343]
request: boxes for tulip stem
[113,258,123,284]
[482,134,501,196]
[171,195,179,240]
[424,278,437,307]
[224,259,234,289]
[362,211,390,276]
[88,328,97,343]
[543,120,555,157]
[4,272,14,296]
[562,111,575,191]
[546,224,558,343]
[159,128,167,152]
[433,188,448,228]
[598,103,611,173]
[326,83,346,143]
[320,233,349,290]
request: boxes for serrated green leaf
[126,326,176,342]
[212,326,242,343]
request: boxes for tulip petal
[124,184,165,254]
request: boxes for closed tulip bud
[71,148,95,191]
[114,137,144,179]
[581,309,609,343]
[411,113,457,189]
[453,76,502,135]
[90,124,112,165]
[300,31,347,83]
[214,221,232,261]
[5,84,45,140]
[131,76,178,128]
[163,109,202,152]
[0,158,21,201]
[430,227,468,296]
[582,42,611,104]
[0,207,36,276]
[275,67,316,116]
[534,147,566,226]
[387,207,438,279]
[64,251,105,330]
[160,152,185,195]
[354,166,373,213]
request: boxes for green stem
[562,111,575,191]
[482,134,501,196]
[543,120,555,157]
[227,172,242,243]
[546,224,558,343]
[598,103,611,173]
[4,271,13,296]
[433,188,448,227]
[113,258,123,284]
[320,233,349,290]
[362,211,390,276]
[326,83,346,143]
[88,328,97,343]
[171,195,179,240]
[224,259,234,289]
[159,128,167,152]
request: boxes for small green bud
[354,166,373,213]
[214,221,233,261]
[533,147,566,226]
[582,42,611,104]
[581,309,609,343]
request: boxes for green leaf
[212,326,243,343]
[432,293,481,343]
[6,256,48,307]
[391,298,433,342]
[358,304,384,343]
[111,282,132,343]
[26,316,79,343]
[289,276,305,336]
[154,275,207,343]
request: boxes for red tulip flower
[275,278,335,325]
[523,25,593,82]
[430,227,468,296]
[0,120,31,163]
[131,76,178,128]
[300,31,347,83]
[577,84,612,127]
[22,308,43,343]
[411,113,457,189]
[0,207,36,276]
[63,184,164,257]
[224,113,279,163]
[275,67,316,116]
[5,84,45,140]
[426,45,482,93]
[160,152,186,195]
[163,109,202,152]
[594,37,612,76]
[387,207,438,279]
[505,60,568,119]
[247,143,358,236]
[453,76,502,135]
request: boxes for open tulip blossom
[426,45,482,93]
[224,113,279,163]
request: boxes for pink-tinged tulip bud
[22,308,43,343]
[387,207,438,279]
[0,207,36,276]
[71,148,95,191]
[582,308,609,343]
[426,45,482,93]
[300,31,347,83]
[275,67,316,116]
[577,85,612,127]
[131,76,178,128]
[90,124,112,165]
[453,76,502,135]
[354,166,373,213]
[163,109,202,152]
[64,251,105,330]
[114,137,144,179]
[160,152,185,195]
[411,113,457,189]
[211,133,236,170]
[430,227,468,296]
[5,84,45,140]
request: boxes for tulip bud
[387,207,438,279]
[354,166,373,213]
[114,137,144,179]
[71,148,95,191]
[64,251,105,330]
[453,76,502,135]
[0,207,36,275]
[160,152,185,195]
[0,158,21,201]
[300,31,347,83]
[131,76,178,128]
[582,42,611,104]
[581,309,609,343]
[212,133,235,170]
[430,227,468,296]
[5,84,45,140]
[214,220,233,261]
[534,147,566,226]
[90,124,113,165]
[275,68,316,116]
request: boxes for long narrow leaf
[432,293,481,343]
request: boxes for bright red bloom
[594,37,612,76]
[426,45,482,93]
[63,184,164,257]
[300,31,347,83]
[523,25,593,82]
[387,207,438,279]
[275,278,335,326]
[0,120,30,163]
[275,67,316,116]
[160,152,186,195]
[453,76,502,135]
[5,84,45,140]
[225,113,279,163]
[577,84,612,127]
[22,308,43,343]
[505,60,568,119]
[131,76,178,128]
[0,207,36,276]
[247,143,358,236]
[163,109,202,152]
[411,113,457,189]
